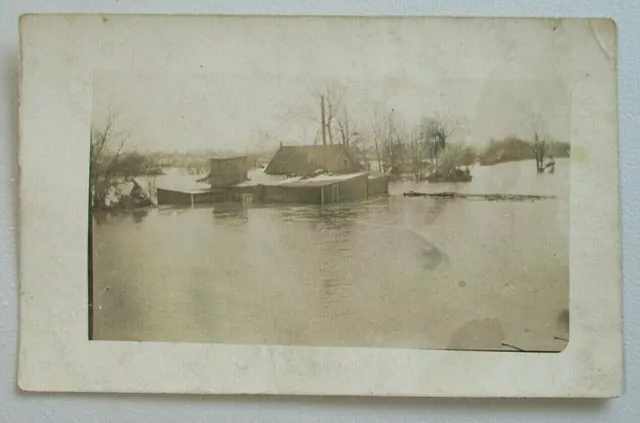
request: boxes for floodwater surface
[92,159,570,351]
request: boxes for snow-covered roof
[280,172,369,187]
[234,169,288,187]
[234,170,371,188]
[155,171,212,194]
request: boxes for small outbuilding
[207,156,249,187]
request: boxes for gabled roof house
[264,144,363,176]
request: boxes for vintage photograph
[89,70,570,352]
[19,14,622,397]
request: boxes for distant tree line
[278,82,569,181]
[480,137,570,167]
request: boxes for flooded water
[92,159,570,352]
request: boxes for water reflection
[422,197,449,225]
[93,211,109,226]
[213,203,249,221]
[132,208,149,223]
[316,206,359,232]
[93,208,151,226]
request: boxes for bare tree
[318,84,355,146]
[335,107,359,146]
[421,115,458,169]
[90,109,132,208]
[331,99,372,167]
[368,107,391,172]
[281,82,352,147]
[346,133,374,170]
[525,115,551,174]
[384,111,410,175]
[408,125,427,181]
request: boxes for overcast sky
[93,72,570,154]
[91,18,573,154]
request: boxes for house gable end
[265,145,364,176]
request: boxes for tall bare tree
[281,82,351,146]
[333,102,371,167]
[408,125,427,181]
[90,109,132,208]
[369,109,388,172]
[318,84,354,146]
[367,107,394,172]
[386,111,410,175]
[335,107,358,146]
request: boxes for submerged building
[207,156,249,188]
[230,172,371,205]
[156,146,389,207]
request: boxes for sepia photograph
[18,14,622,397]
[89,70,570,352]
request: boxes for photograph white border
[17,14,623,397]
